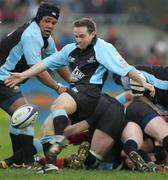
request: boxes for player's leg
[0,83,36,166]
[144,116,168,156]
[41,89,99,164]
[0,88,26,155]
[9,97,36,165]
[40,92,76,165]
[121,121,149,171]
[125,101,164,171]
[127,100,168,158]
[71,96,127,169]
[0,138,42,168]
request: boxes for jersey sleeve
[21,34,42,65]
[43,43,76,70]
[95,39,134,76]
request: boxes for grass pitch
[0,111,168,180]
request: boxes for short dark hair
[73,18,96,34]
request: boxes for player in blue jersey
[0,2,71,169]
[5,18,155,171]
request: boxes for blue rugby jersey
[0,21,56,81]
[43,36,134,97]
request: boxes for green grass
[1,111,168,180]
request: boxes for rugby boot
[0,160,9,169]
[22,161,43,171]
[64,153,78,168]
[11,163,23,168]
[46,135,69,165]
[69,141,90,169]
[37,163,59,174]
[129,151,149,172]
[148,162,165,172]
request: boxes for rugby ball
[11,104,38,129]
[130,71,146,96]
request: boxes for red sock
[56,158,65,168]
[68,130,93,145]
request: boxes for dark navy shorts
[66,88,101,124]
[86,93,127,140]
[0,81,23,114]
[126,101,160,129]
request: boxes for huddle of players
[3,64,168,173]
[55,65,168,172]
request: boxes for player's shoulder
[95,38,115,49]
[22,21,42,40]
[61,43,77,53]
[96,38,106,45]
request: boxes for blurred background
[0,0,168,121]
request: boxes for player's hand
[143,82,155,97]
[4,72,25,87]
[56,83,67,94]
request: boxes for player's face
[73,27,96,49]
[39,16,57,37]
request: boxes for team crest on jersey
[119,58,128,68]
[87,56,96,63]
[68,56,76,63]
[116,53,128,68]
[71,66,85,82]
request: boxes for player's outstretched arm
[5,61,46,87]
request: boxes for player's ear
[91,31,96,37]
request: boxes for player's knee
[50,98,66,111]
